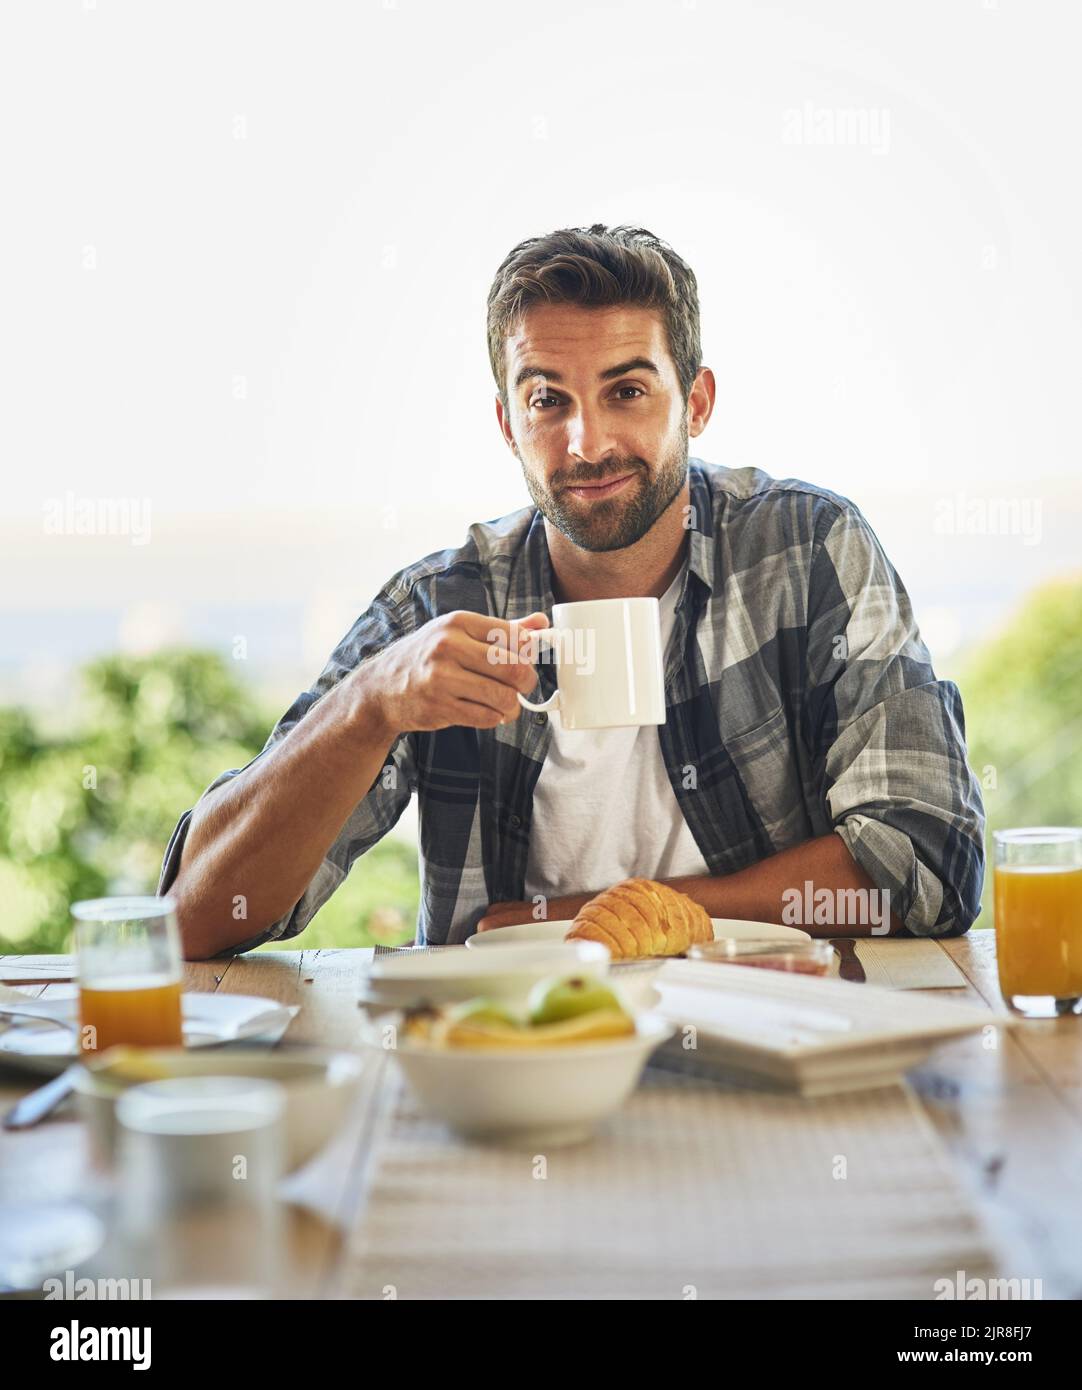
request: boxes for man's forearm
[665,833,906,936]
[479,833,906,935]
[171,671,397,960]
[170,607,551,959]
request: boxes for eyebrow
[513,356,663,392]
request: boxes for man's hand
[357,610,550,740]
[476,892,596,932]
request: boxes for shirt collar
[685,458,717,599]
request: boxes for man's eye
[531,396,560,409]
[616,386,644,400]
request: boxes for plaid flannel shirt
[158,459,986,952]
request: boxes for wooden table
[3,936,1082,1299]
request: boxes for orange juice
[994,865,1082,999]
[78,975,183,1053]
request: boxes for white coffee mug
[516,596,666,730]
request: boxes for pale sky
[1,0,1079,705]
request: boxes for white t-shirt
[523,565,711,901]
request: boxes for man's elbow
[896,883,982,939]
[171,876,257,961]
[173,896,229,962]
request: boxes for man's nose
[564,408,614,469]
[566,405,618,466]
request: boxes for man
[160,223,985,959]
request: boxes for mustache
[554,460,648,489]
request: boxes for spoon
[0,1005,77,1032]
[2,1065,84,1130]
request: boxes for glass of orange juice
[993,828,1082,1018]
[71,896,184,1054]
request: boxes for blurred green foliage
[0,650,418,954]
[1,576,1079,953]
[959,573,1082,929]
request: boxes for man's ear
[687,366,716,438]
[495,392,519,455]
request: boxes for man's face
[499,303,690,552]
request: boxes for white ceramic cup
[516,596,666,730]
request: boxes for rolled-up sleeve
[804,503,986,936]
[157,588,419,956]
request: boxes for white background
[2,0,1079,711]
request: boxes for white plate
[0,990,298,1077]
[465,918,812,951]
[646,958,1012,1095]
[75,1047,364,1175]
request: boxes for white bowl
[74,1047,366,1174]
[361,1010,676,1147]
[360,940,612,1011]
[466,918,812,950]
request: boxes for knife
[830,938,867,983]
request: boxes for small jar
[688,938,836,976]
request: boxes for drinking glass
[0,1202,105,1294]
[993,827,1082,1017]
[71,895,183,1054]
[115,1076,286,1298]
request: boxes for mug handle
[517,688,560,713]
[516,626,561,712]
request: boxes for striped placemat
[340,1065,1003,1300]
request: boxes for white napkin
[0,985,298,1051]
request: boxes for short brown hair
[486,223,702,410]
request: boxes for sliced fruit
[445,997,523,1029]
[527,974,629,1026]
[443,1008,635,1049]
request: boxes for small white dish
[0,991,299,1077]
[74,1046,366,1174]
[465,918,812,951]
[361,1010,676,1147]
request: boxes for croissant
[566,878,713,960]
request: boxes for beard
[519,428,689,553]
